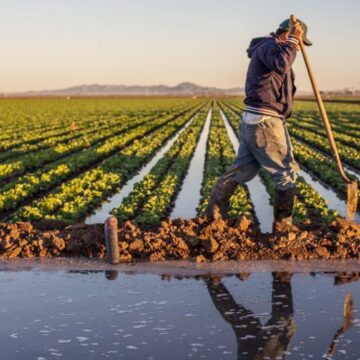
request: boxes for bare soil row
[0,217,359,261]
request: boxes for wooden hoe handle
[290,15,353,184]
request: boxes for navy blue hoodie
[243,33,298,119]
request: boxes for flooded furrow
[1,265,359,359]
[299,168,360,223]
[295,137,360,182]
[219,109,274,233]
[85,113,199,224]
[171,108,212,219]
[345,167,360,182]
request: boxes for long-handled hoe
[291,15,358,221]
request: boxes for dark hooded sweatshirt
[243,33,298,119]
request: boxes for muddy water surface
[1,260,359,359]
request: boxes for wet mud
[0,216,359,261]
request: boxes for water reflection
[0,267,359,359]
[334,272,360,285]
[105,270,119,281]
[101,270,358,359]
[206,272,295,359]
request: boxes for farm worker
[204,19,312,232]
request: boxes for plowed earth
[0,216,359,261]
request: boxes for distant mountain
[9,82,245,97]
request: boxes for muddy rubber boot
[202,177,238,221]
[202,201,222,221]
[272,187,299,233]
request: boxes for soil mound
[0,217,359,261]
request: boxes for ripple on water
[0,267,359,359]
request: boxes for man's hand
[290,21,304,43]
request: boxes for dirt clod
[234,215,252,232]
[315,246,330,258]
[195,255,207,263]
[1,236,12,250]
[119,251,133,263]
[17,222,33,233]
[149,251,165,262]
[50,237,66,251]
[8,247,22,258]
[129,239,144,253]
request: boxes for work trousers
[212,112,299,202]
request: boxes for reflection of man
[206,272,295,359]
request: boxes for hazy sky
[2,0,360,92]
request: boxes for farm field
[0,97,359,224]
[0,97,359,260]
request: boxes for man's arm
[258,40,298,74]
[258,22,304,74]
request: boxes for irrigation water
[171,108,212,219]
[1,259,359,359]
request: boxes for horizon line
[2,81,358,95]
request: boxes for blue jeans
[217,115,299,194]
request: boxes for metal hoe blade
[347,181,358,222]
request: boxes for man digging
[204,18,312,232]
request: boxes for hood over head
[246,35,272,58]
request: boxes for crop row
[10,103,208,223]
[291,138,359,202]
[289,113,360,139]
[224,97,360,127]
[223,98,360,136]
[112,106,210,224]
[0,103,201,184]
[0,115,152,182]
[0,98,197,137]
[286,125,360,170]
[0,100,194,157]
[1,103,205,220]
[0,112,167,162]
[0,99,197,161]
[197,104,253,219]
[290,101,360,127]
[0,113,124,152]
[217,103,240,133]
